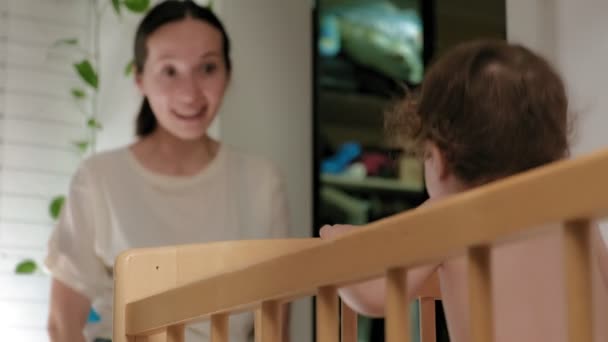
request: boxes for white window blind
[0,1,90,341]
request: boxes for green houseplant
[15,0,152,274]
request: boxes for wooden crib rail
[113,239,322,342]
[115,148,608,342]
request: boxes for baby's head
[387,40,571,198]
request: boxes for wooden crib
[113,149,608,342]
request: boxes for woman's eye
[162,66,177,77]
[202,63,217,74]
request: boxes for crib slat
[211,314,229,342]
[386,267,410,342]
[341,301,358,342]
[317,286,339,342]
[135,325,185,342]
[564,220,593,342]
[419,297,436,342]
[254,308,263,342]
[168,325,185,342]
[468,246,493,342]
[255,301,282,342]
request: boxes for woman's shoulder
[78,146,131,178]
[221,144,283,181]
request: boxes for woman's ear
[134,68,144,95]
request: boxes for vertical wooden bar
[317,286,339,342]
[468,246,493,342]
[256,300,281,342]
[341,301,358,342]
[279,303,288,341]
[211,314,229,342]
[564,219,593,342]
[167,325,185,342]
[419,298,436,342]
[136,325,185,342]
[386,267,410,342]
[254,308,263,342]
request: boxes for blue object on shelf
[88,307,101,324]
[321,142,362,174]
[319,14,341,57]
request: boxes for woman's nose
[174,76,203,104]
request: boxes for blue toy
[321,142,362,174]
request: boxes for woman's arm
[48,279,91,342]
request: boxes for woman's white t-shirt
[45,145,290,341]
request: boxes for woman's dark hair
[386,40,571,184]
[134,0,232,137]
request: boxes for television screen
[317,0,426,97]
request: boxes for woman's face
[136,18,229,140]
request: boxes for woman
[45,1,289,341]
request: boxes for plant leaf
[71,88,86,99]
[112,0,121,16]
[73,140,90,153]
[15,260,38,274]
[49,195,66,220]
[124,0,150,13]
[74,60,98,89]
[124,59,134,76]
[53,38,78,47]
[87,118,103,130]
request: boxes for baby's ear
[437,150,450,180]
[425,141,449,180]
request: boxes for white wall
[95,9,141,152]
[219,1,313,341]
[552,0,608,156]
[507,0,608,155]
[507,0,608,239]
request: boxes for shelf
[318,90,395,149]
[318,90,389,126]
[321,173,424,195]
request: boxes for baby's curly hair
[386,40,572,184]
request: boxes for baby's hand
[319,199,439,240]
[319,224,359,239]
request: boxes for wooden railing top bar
[124,148,608,335]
